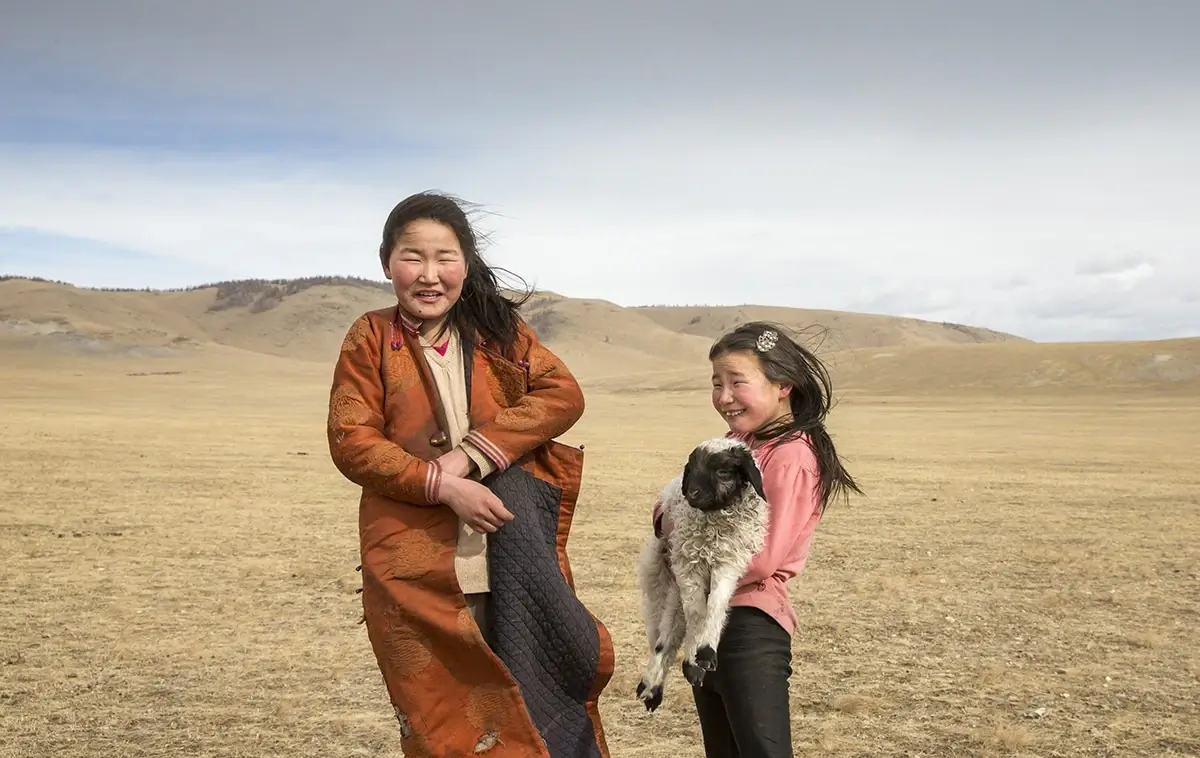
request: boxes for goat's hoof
[682,659,707,687]
[695,644,717,671]
[636,681,663,711]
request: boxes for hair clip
[755,329,778,353]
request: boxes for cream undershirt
[419,326,495,594]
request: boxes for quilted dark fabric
[484,465,603,758]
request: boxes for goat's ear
[681,454,694,494]
[738,450,766,501]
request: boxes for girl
[652,321,861,758]
[327,191,613,757]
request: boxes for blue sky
[2,1,1198,342]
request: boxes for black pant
[691,607,794,758]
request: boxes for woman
[327,191,613,757]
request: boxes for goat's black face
[681,443,766,512]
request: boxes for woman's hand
[436,447,475,479]
[439,475,514,533]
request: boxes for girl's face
[383,219,468,330]
[711,350,792,435]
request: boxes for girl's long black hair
[379,191,532,357]
[710,321,863,511]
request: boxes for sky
[2,1,1198,342]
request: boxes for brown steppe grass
[1,350,1197,757]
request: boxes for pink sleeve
[739,456,821,585]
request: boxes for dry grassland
[1,352,1197,757]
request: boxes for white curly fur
[635,436,769,711]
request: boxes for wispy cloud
[2,1,1198,342]
[0,227,232,288]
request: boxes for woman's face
[383,219,469,330]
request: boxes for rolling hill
[634,304,1026,349]
[2,275,1197,394]
[587,337,1200,396]
[0,275,1021,364]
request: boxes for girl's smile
[711,351,792,435]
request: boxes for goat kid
[635,437,769,711]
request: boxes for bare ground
[1,358,1197,757]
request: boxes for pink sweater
[652,433,823,636]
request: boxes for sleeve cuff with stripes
[459,440,497,480]
[424,460,444,503]
[463,430,510,472]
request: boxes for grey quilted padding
[484,465,603,758]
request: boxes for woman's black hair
[709,321,862,511]
[379,190,532,356]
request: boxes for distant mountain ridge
[0,273,1027,343]
[0,274,1025,342]
[3,275,1197,394]
[0,274,393,297]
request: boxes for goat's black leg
[685,564,743,683]
[637,581,683,711]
